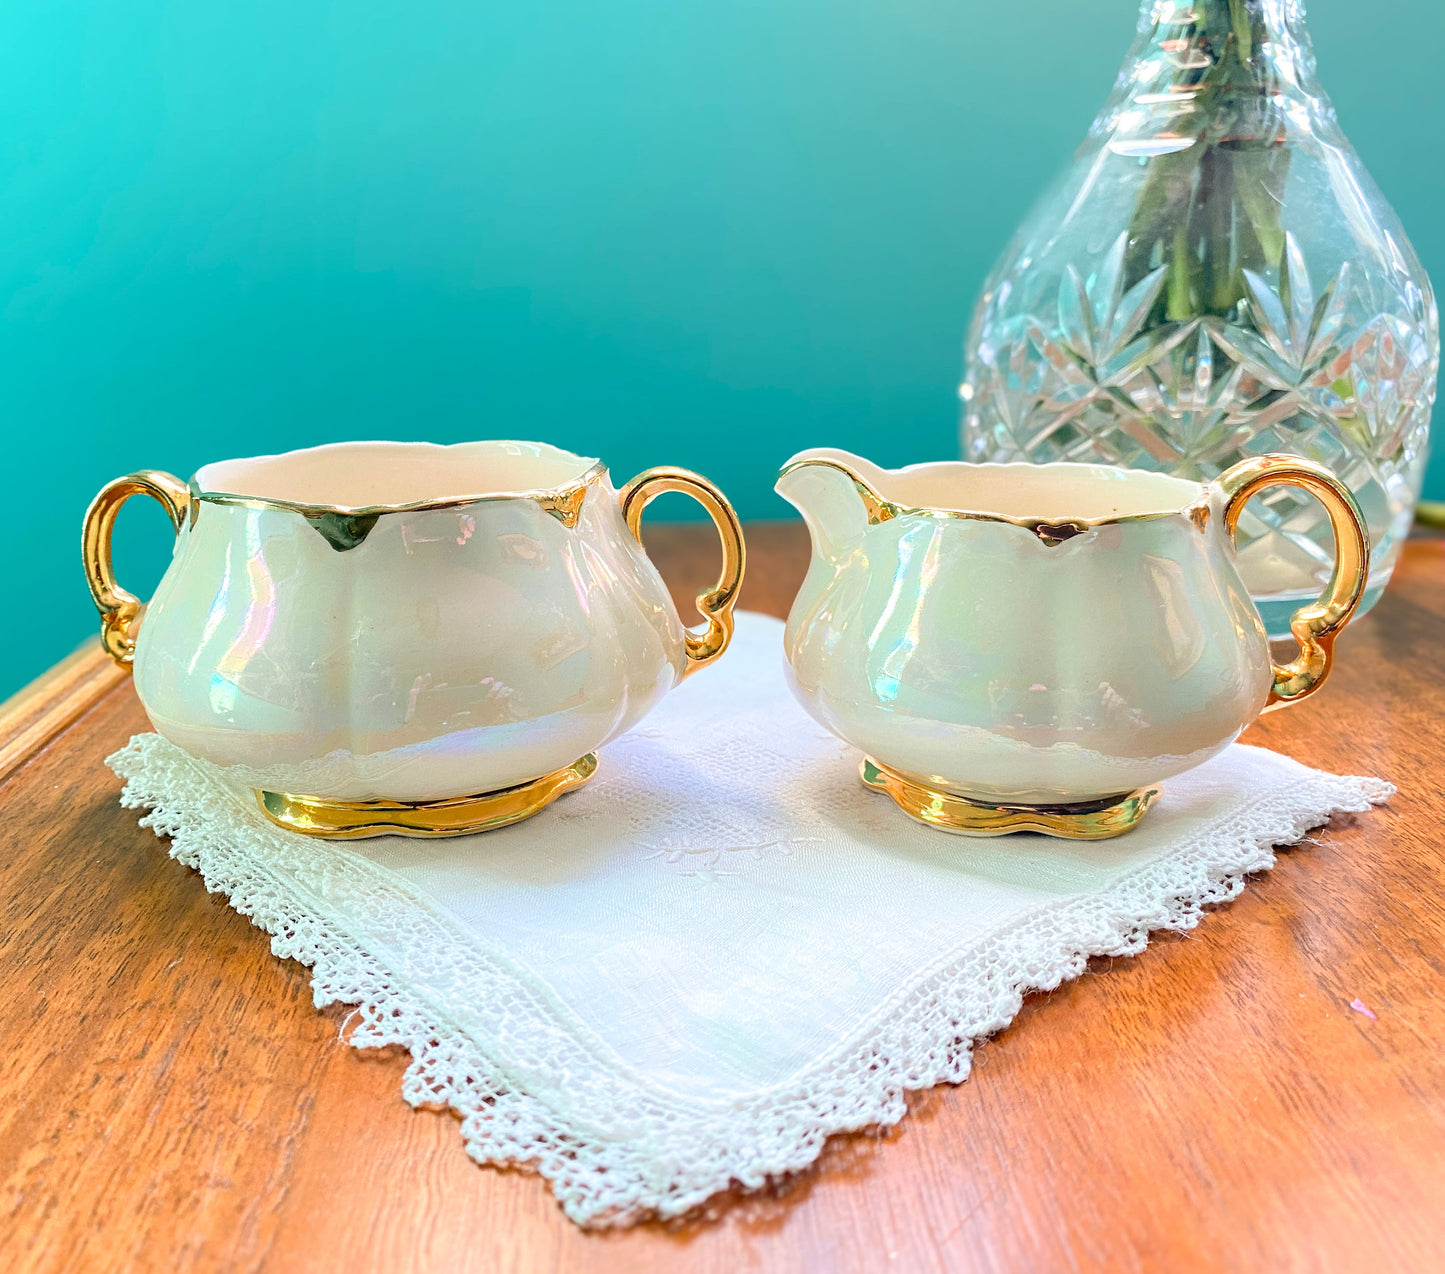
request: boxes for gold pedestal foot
[256,754,599,839]
[859,757,1158,840]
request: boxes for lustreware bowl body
[777,449,1275,806]
[132,441,686,802]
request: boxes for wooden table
[4,524,1443,1274]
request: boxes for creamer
[776,449,1366,838]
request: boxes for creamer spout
[775,448,891,563]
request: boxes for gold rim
[777,456,1211,539]
[85,449,610,609]
[194,458,609,526]
[859,757,1159,840]
[255,754,598,839]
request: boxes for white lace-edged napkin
[107,612,1391,1227]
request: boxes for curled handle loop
[82,471,192,667]
[1217,455,1369,710]
[619,466,745,677]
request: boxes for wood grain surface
[2,523,1442,1274]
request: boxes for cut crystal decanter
[961,0,1437,633]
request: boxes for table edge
[0,642,131,785]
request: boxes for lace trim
[108,733,1391,1227]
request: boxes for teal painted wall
[2,1,1442,695]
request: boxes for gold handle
[82,471,192,667]
[619,466,745,677]
[1217,455,1369,710]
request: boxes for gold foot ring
[256,754,598,839]
[859,757,1158,840]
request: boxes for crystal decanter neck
[1098,0,1336,154]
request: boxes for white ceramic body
[133,441,689,802]
[776,450,1273,805]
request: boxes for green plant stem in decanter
[961,0,1438,637]
[1112,0,1316,322]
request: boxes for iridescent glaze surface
[776,449,1278,806]
[130,441,693,802]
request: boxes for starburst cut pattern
[965,232,1438,596]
